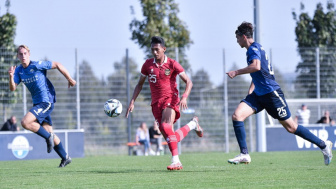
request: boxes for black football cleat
[59,156,72,168]
[46,133,54,153]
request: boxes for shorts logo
[165,69,171,76]
[34,108,43,115]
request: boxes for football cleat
[322,140,333,165]
[228,153,251,165]
[167,162,183,170]
[192,116,203,137]
[59,156,72,168]
[46,132,54,153]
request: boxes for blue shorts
[242,89,291,121]
[29,102,54,125]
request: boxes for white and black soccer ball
[104,99,122,117]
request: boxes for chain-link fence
[1,46,336,155]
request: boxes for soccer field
[0,151,335,189]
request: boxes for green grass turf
[0,151,335,189]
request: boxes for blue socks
[54,142,67,160]
[233,120,248,154]
[35,126,51,139]
[294,125,326,149]
[36,127,68,159]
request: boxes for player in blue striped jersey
[226,22,333,165]
[8,45,76,167]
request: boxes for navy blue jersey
[14,61,56,104]
[247,42,280,96]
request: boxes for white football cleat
[167,162,183,170]
[322,140,333,165]
[228,153,251,165]
[192,116,203,137]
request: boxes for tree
[292,2,336,98]
[44,59,76,129]
[189,69,213,105]
[107,56,139,103]
[130,0,193,72]
[0,1,18,121]
[73,60,104,133]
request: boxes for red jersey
[141,56,184,105]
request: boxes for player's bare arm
[52,61,76,88]
[8,66,18,91]
[125,75,147,118]
[226,59,261,79]
[178,72,193,110]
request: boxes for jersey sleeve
[140,62,148,76]
[35,60,52,70]
[247,47,261,63]
[13,67,21,84]
[173,60,184,74]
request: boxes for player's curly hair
[151,36,165,47]
[235,22,253,38]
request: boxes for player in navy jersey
[226,22,333,165]
[8,45,76,167]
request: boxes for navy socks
[36,126,68,159]
[54,142,67,160]
[35,126,51,139]
[233,120,249,154]
[294,125,326,149]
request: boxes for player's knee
[21,119,30,130]
[161,122,172,132]
[232,112,242,121]
[280,119,297,133]
[286,127,296,134]
[283,124,296,133]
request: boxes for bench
[127,141,168,156]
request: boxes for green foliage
[0,7,18,120]
[46,63,77,129]
[75,60,109,133]
[190,69,213,103]
[0,152,335,188]
[0,13,16,47]
[130,0,193,71]
[292,2,336,98]
[0,46,18,121]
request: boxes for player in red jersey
[125,36,203,170]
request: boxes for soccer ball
[104,99,123,117]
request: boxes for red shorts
[151,95,180,124]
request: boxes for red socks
[159,123,191,156]
[175,125,190,142]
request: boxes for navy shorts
[29,102,54,125]
[242,89,291,121]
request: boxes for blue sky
[0,0,330,85]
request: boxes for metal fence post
[175,47,181,154]
[23,84,27,116]
[75,48,81,130]
[223,49,229,153]
[126,48,132,155]
[316,47,321,118]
